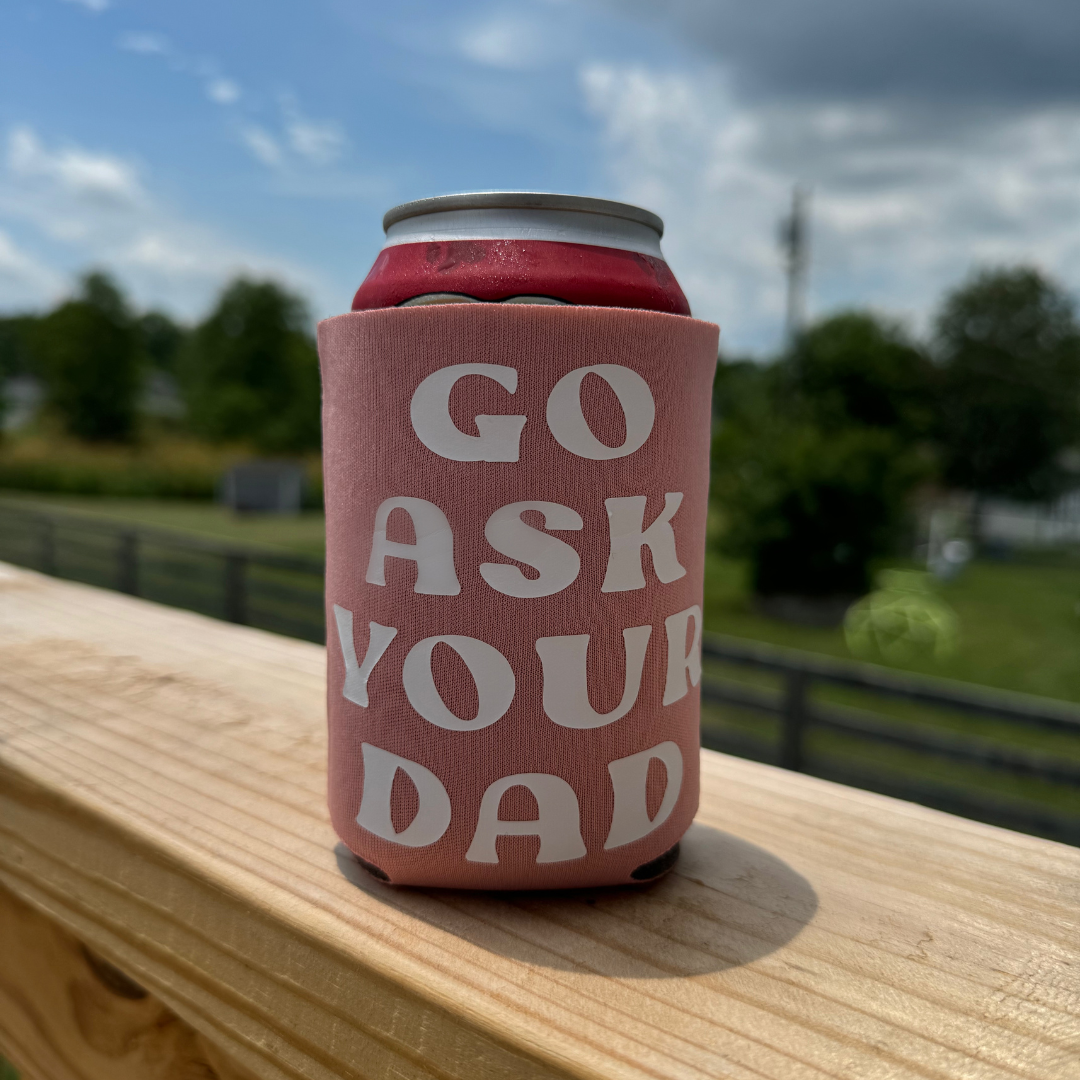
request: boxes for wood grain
[0,881,257,1080]
[0,561,1077,1080]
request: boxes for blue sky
[4,0,1080,353]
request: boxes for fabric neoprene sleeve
[319,303,718,889]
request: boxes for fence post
[38,516,56,576]
[780,670,809,772]
[224,554,247,625]
[117,530,139,596]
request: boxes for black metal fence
[700,636,1080,845]
[1,501,1078,846]
[0,503,325,643]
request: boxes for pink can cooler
[319,198,718,890]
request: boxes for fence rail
[699,636,1080,845]
[0,502,325,643]
[1,500,1078,847]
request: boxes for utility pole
[779,184,810,347]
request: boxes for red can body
[352,192,690,316]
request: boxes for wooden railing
[0,562,1078,1079]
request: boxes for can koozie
[319,303,718,889]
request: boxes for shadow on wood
[334,822,818,977]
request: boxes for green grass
[703,550,1080,705]
[0,1055,19,1080]
[699,550,1080,839]
[0,491,327,557]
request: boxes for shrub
[0,434,324,506]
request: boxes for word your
[334,604,702,723]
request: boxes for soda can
[320,192,717,889]
[352,192,691,315]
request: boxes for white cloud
[238,100,347,170]
[113,28,346,172]
[207,78,241,105]
[61,0,110,12]
[458,14,550,70]
[582,63,1080,353]
[7,127,143,207]
[118,32,169,55]
[0,228,63,305]
[117,32,243,112]
[240,126,283,168]
[0,125,331,319]
[282,101,346,166]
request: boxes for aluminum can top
[353,191,689,315]
[383,191,664,252]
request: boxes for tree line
[713,266,1080,599]
[0,271,321,454]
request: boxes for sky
[3,0,1080,354]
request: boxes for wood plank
[0,561,1078,1080]
[0,881,257,1080]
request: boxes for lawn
[703,550,1080,705]
[0,491,327,557]
[6,490,1080,704]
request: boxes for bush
[0,435,227,499]
[711,312,933,600]
[0,434,324,506]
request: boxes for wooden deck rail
[0,563,1078,1080]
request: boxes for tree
[784,312,936,442]
[138,310,187,373]
[710,311,931,602]
[33,272,143,442]
[934,267,1080,502]
[0,314,40,380]
[0,314,42,434]
[180,279,321,454]
[713,417,919,598]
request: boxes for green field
[6,490,1080,703]
[703,550,1080,704]
[0,491,327,556]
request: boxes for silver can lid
[383,192,664,238]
